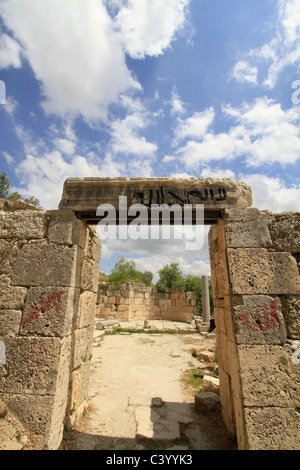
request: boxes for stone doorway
[1,177,299,450]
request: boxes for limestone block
[6,394,55,443]
[0,210,47,240]
[72,325,94,370]
[195,392,221,414]
[269,212,300,253]
[237,344,299,407]
[68,362,91,413]
[281,295,300,339]
[85,226,102,262]
[77,291,96,329]
[224,208,272,248]
[227,248,300,295]
[47,210,87,248]
[245,407,300,450]
[0,337,69,395]
[0,239,24,276]
[202,375,220,395]
[80,258,98,292]
[11,244,82,287]
[232,295,287,344]
[0,310,22,336]
[218,368,235,436]
[20,286,80,337]
[0,276,27,309]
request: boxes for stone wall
[96,282,199,323]
[0,201,101,449]
[209,208,300,450]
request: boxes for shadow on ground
[60,398,237,451]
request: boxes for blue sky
[0,0,300,280]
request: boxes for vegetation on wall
[0,172,41,208]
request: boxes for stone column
[202,275,211,323]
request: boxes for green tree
[136,270,153,287]
[156,262,185,291]
[0,172,41,208]
[108,256,154,287]
[0,172,10,198]
[183,275,203,309]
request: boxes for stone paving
[63,321,236,450]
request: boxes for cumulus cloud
[174,107,215,142]
[231,61,258,85]
[113,0,190,59]
[174,97,300,168]
[240,173,300,212]
[231,0,300,88]
[13,150,125,209]
[0,32,22,68]
[110,111,157,157]
[0,0,139,121]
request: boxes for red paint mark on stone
[238,301,279,332]
[21,291,65,327]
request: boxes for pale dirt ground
[63,321,237,450]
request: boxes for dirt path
[63,323,236,450]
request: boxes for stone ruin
[96,282,199,323]
[0,177,299,450]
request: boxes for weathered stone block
[195,391,221,414]
[20,286,80,337]
[245,407,300,450]
[0,240,24,276]
[0,310,22,336]
[47,210,87,248]
[68,362,91,413]
[281,295,300,339]
[227,248,300,295]
[269,212,300,253]
[0,211,47,240]
[0,337,70,396]
[77,291,96,329]
[237,344,299,407]
[72,325,94,370]
[11,244,82,287]
[232,295,287,344]
[224,208,272,248]
[0,275,27,309]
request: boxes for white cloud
[231,61,258,85]
[14,150,125,209]
[174,107,215,142]
[110,111,157,157]
[174,98,300,168]
[241,173,300,212]
[200,166,235,179]
[0,32,22,69]
[113,0,190,59]
[170,89,186,115]
[0,0,139,121]
[232,0,300,89]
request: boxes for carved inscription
[132,187,227,206]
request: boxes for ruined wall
[96,282,199,323]
[0,201,101,449]
[209,208,300,450]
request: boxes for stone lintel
[58,177,252,223]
